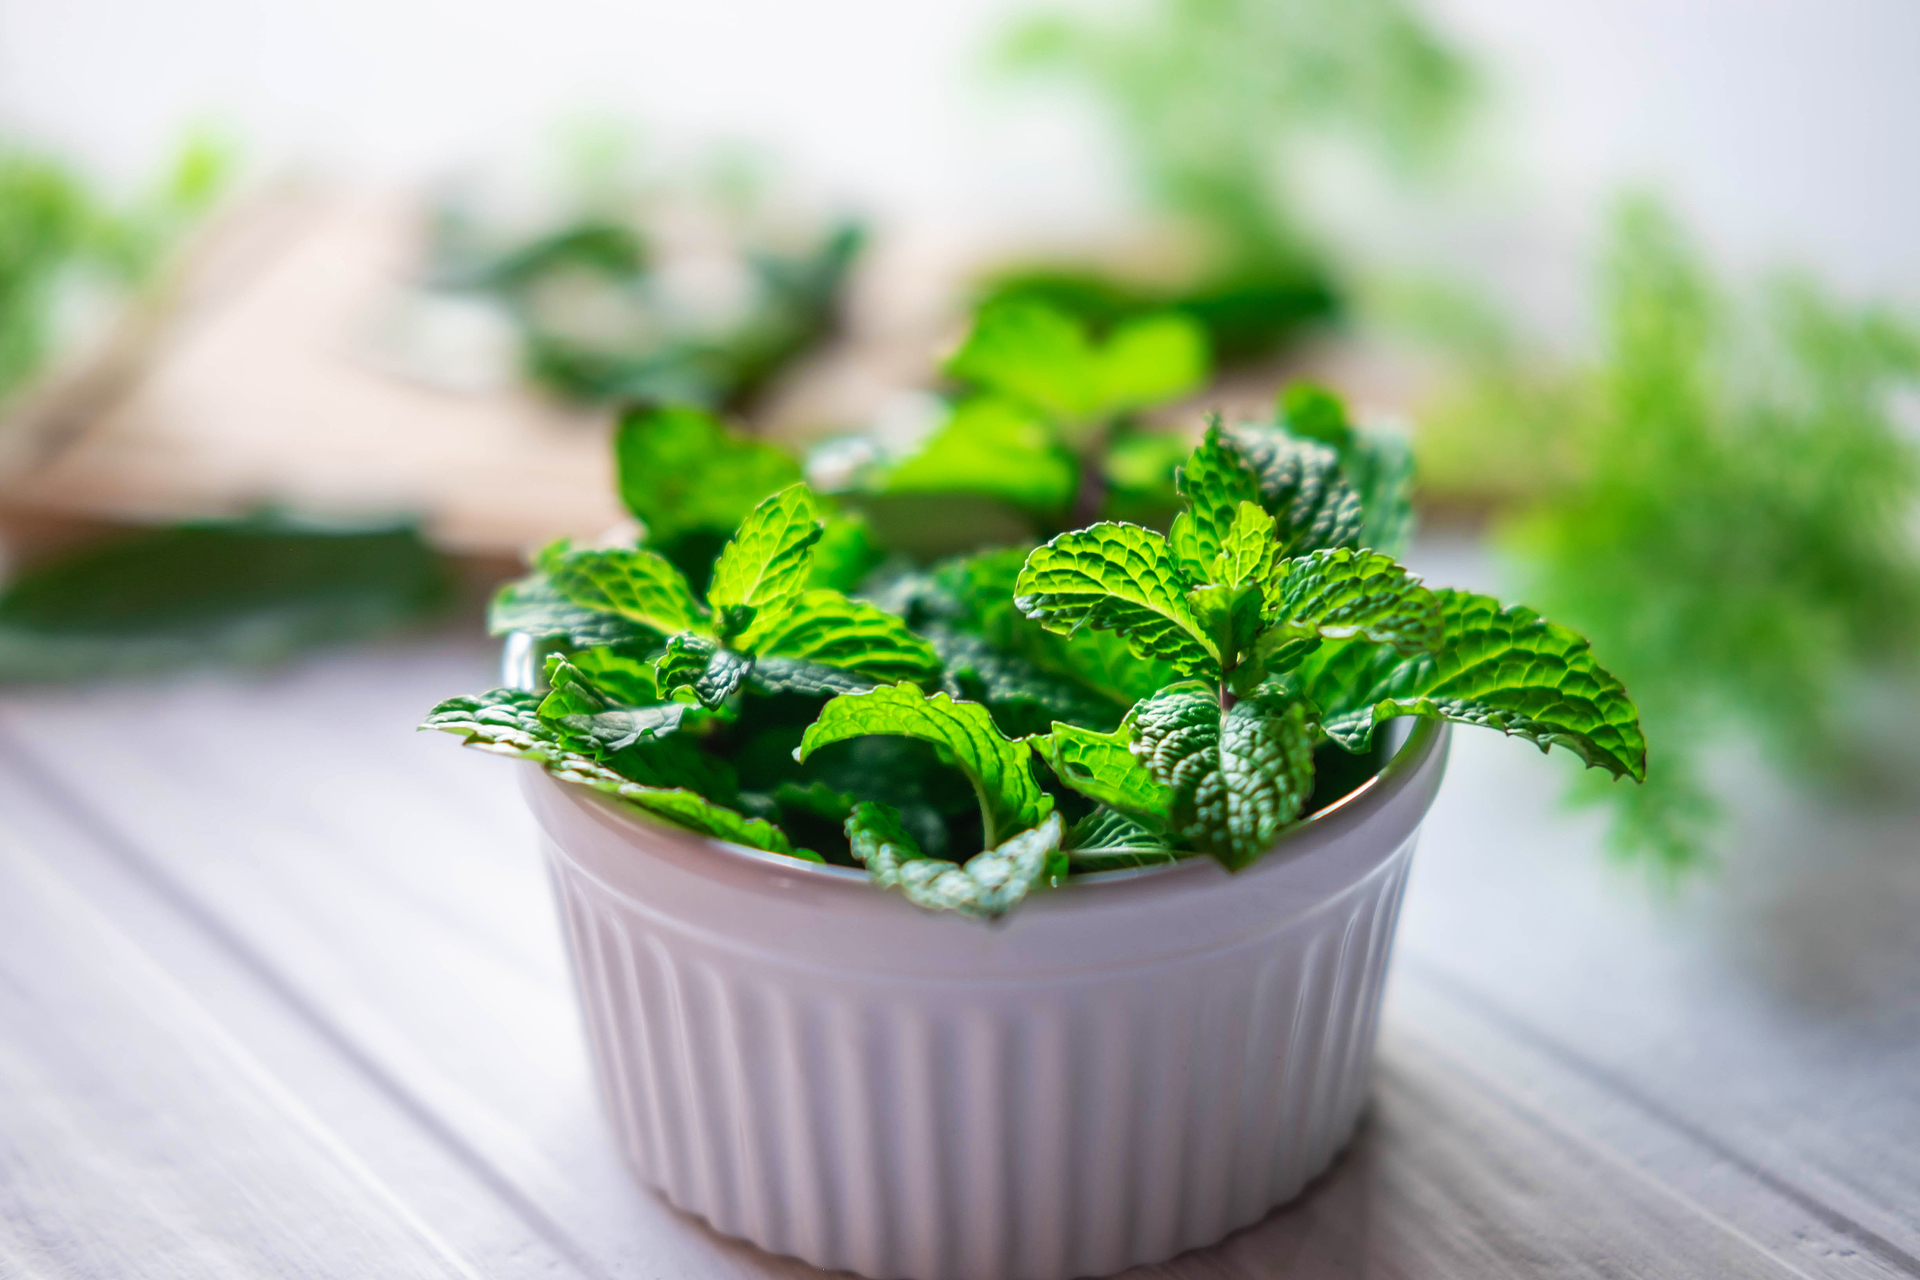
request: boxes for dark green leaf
[1223,425,1364,555]
[747,655,877,698]
[798,683,1053,846]
[1129,685,1317,870]
[929,627,1121,735]
[653,633,752,708]
[0,518,452,682]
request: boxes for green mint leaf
[1277,383,1416,556]
[743,588,941,684]
[1169,422,1264,580]
[615,404,801,543]
[946,300,1098,421]
[848,802,1064,919]
[1064,808,1180,872]
[1258,548,1442,674]
[1094,312,1209,413]
[1129,685,1317,870]
[1187,581,1266,674]
[808,514,884,592]
[771,780,856,825]
[1298,589,1647,780]
[706,483,823,628]
[653,633,752,708]
[798,684,1053,846]
[880,396,1080,513]
[1212,502,1278,587]
[1224,425,1364,555]
[423,689,788,852]
[928,627,1121,736]
[565,645,662,705]
[538,663,693,753]
[746,655,877,698]
[1035,721,1174,820]
[488,573,657,647]
[1014,523,1217,679]
[545,544,708,636]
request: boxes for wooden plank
[0,823,478,1280]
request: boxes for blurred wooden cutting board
[0,188,628,559]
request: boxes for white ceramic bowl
[514,643,1450,1280]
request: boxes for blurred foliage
[0,132,229,403]
[847,299,1211,553]
[988,0,1474,362]
[0,516,455,682]
[1420,200,1920,870]
[427,138,862,413]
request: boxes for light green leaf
[422,689,572,764]
[1014,522,1216,678]
[1129,685,1317,870]
[554,768,807,858]
[798,683,1052,846]
[1223,425,1364,555]
[880,396,1079,513]
[1295,589,1647,780]
[545,545,708,636]
[1258,548,1441,674]
[1277,383,1415,556]
[946,300,1098,420]
[1064,808,1181,872]
[1212,501,1278,587]
[1187,581,1265,674]
[848,802,1063,919]
[706,483,823,626]
[1035,721,1173,820]
[615,404,802,543]
[1095,312,1209,412]
[488,573,656,646]
[743,588,941,683]
[1169,424,1264,580]
[566,645,662,705]
[538,661,694,753]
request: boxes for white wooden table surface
[3,544,1917,1280]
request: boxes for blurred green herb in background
[987,0,1474,363]
[426,134,862,414]
[0,131,229,404]
[0,515,454,682]
[1419,199,1920,870]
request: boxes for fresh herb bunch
[865,298,1209,535]
[1418,200,1920,870]
[426,388,1644,920]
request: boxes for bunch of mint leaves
[426,389,1643,921]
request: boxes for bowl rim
[503,632,1447,888]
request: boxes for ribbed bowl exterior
[526,722,1448,1280]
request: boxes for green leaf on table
[1223,425,1364,556]
[1064,808,1181,872]
[706,483,823,628]
[1257,548,1441,672]
[488,573,656,647]
[1014,523,1216,678]
[880,396,1080,514]
[615,404,801,543]
[1129,684,1317,870]
[743,589,941,684]
[847,802,1063,919]
[799,683,1053,846]
[1034,720,1174,819]
[1292,588,1647,780]
[544,544,708,636]
[0,518,453,682]
[1168,423,1264,580]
